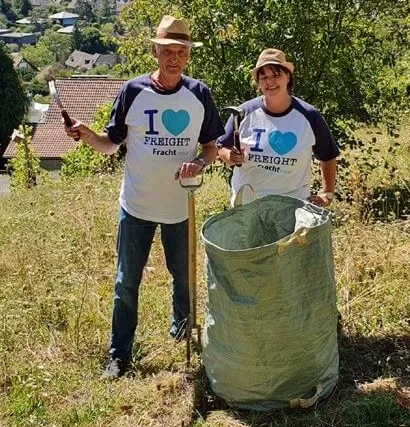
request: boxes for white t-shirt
[105,74,224,223]
[217,96,339,204]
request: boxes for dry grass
[0,154,410,426]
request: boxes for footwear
[170,323,187,341]
[101,358,129,380]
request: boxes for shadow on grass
[188,332,410,427]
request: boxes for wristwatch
[318,191,334,201]
[193,157,206,171]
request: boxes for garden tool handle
[222,106,243,167]
[180,177,202,368]
[62,110,80,141]
[233,116,242,168]
[187,193,197,327]
[179,175,203,189]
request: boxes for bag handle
[290,383,323,409]
[233,184,257,207]
[277,228,307,255]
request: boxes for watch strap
[193,156,206,171]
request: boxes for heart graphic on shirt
[268,130,297,155]
[161,109,190,136]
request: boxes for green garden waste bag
[201,195,339,410]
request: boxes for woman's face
[257,65,290,98]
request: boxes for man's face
[153,43,190,78]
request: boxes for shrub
[8,125,40,190]
[60,102,122,180]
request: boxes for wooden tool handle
[233,116,242,168]
[62,110,80,141]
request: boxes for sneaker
[170,320,187,341]
[101,358,129,380]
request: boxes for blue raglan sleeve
[198,87,225,144]
[216,97,262,148]
[104,82,128,145]
[216,115,235,148]
[311,111,340,161]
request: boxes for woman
[218,48,339,207]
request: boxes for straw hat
[251,48,294,79]
[149,15,203,48]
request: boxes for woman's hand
[229,146,244,165]
[218,146,244,166]
[308,193,333,207]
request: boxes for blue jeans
[109,206,189,360]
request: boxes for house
[0,32,37,46]
[27,102,49,123]
[65,50,118,71]
[57,25,75,34]
[11,53,38,71]
[115,0,130,11]
[3,76,124,170]
[49,11,79,27]
[29,0,49,7]
[15,18,32,25]
[15,17,47,26]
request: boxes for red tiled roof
[4,77,124,159]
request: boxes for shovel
[180,175,203,367]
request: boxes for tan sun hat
[251,48,294,80]
[149,15,203,48]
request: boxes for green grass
[0,162,409,426]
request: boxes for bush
[8,125,40,190]
[61,102,122,180]
[27,77,49,96]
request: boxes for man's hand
[175,159,204,179]
[64,117,91,141]
[64,117,119,155]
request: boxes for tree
[116,0,410,137]
[72,26,110,54]
[12,0,31,17]
[39,30,72,62]
[71,24,82,50]
[0,0,16,21]
[27,77,49,96]
[9,125,40,190]
[96,0,114,23]
[21,43,54,69]
[0,12,8,27]
[76,0,95,23]
[21,29,72,68]
[0,43,29,155]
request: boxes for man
[66,15,225,379]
